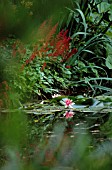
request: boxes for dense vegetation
[0,0,112,169]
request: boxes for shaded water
[21,96,112,144]
[1,97,112,169]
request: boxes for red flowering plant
[23,21,78,68]
[11,21,78,99]
[10,21,78,99]
[0,81,10,108]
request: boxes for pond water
[22,95,112,145]
[1,95,112,169]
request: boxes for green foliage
[60,0,112,96]
[106,44,112,69]
[17,57,72,100]
[1,0,112,99]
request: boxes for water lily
[65,99,74,108]
[64,110,74,119]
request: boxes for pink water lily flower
[65,99,74,108]
[64,110,74,119]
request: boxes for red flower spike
[22,21,77,69]
[21,64,25,71]
[29,53,36,61]
[25,59,29,64]
[12,50,17,57]
[45,23,58,42]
